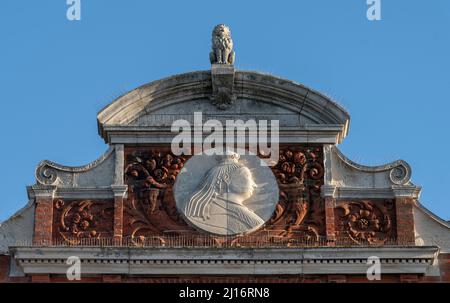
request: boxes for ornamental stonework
[52,199,114,244]
[3,24,448,284]
[122,145,325,246]
[334,200,396,245]
[123,147,193,245]
[253,146,325,244]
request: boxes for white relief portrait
[174,150,278,236]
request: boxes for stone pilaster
[322,185,337,245]
[29,186,56,245]
[392,186,421,245]
[112,144,127,244]
[111,185,127,244]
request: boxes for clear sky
[0,0,449,221]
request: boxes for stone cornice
[103,125,347,145]
[11,246,439,276]
[392,185,422,198]
[26,185,56,199]
[27,186,127,200]
[320,185,422,199]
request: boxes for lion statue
[209,24,235,65]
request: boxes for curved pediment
[97,70,350,144]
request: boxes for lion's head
[212,24,232,39]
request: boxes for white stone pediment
[97,70,350,144]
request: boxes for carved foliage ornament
[53,199,114,244]
[123,146,325,247]
[246,146,325,245]
[335,200,395,245]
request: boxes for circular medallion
[174,150,279,236]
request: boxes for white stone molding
[27,185,56,199]
[392,185,422,198]
[27,186,119,200]
[103,125,346,144]
[113,144,125,185]
[11,246,439,276]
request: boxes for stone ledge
[11,246,439,276]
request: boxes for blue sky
[0,0,449,221]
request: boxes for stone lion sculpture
[209,24,235,65]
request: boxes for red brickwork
[102,275,122,283]
[34,197,54,244]
[324,196,336,244]
[12,144,449,283]
[113,196,124,242]
[122,145,326,245]
[21,269,450,283]
[395,197,416,245]
[31,274,50,283]
[0,255,9,282]
[2,254,449,283]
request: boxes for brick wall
[0,255,9,282]
[34,198,53,244]
[395,197,415,245]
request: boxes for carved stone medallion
[174,150,279,236]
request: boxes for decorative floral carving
[335,200,396,244]
[53,199,114,244]
[273,148,324,185]
[256,146,325,243]
[123,146,325,247]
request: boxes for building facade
[1,25,449,283]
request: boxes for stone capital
[111,185,128,198]
[321,185,337,198]
[27,185,56,200]
[391,185,421,199]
